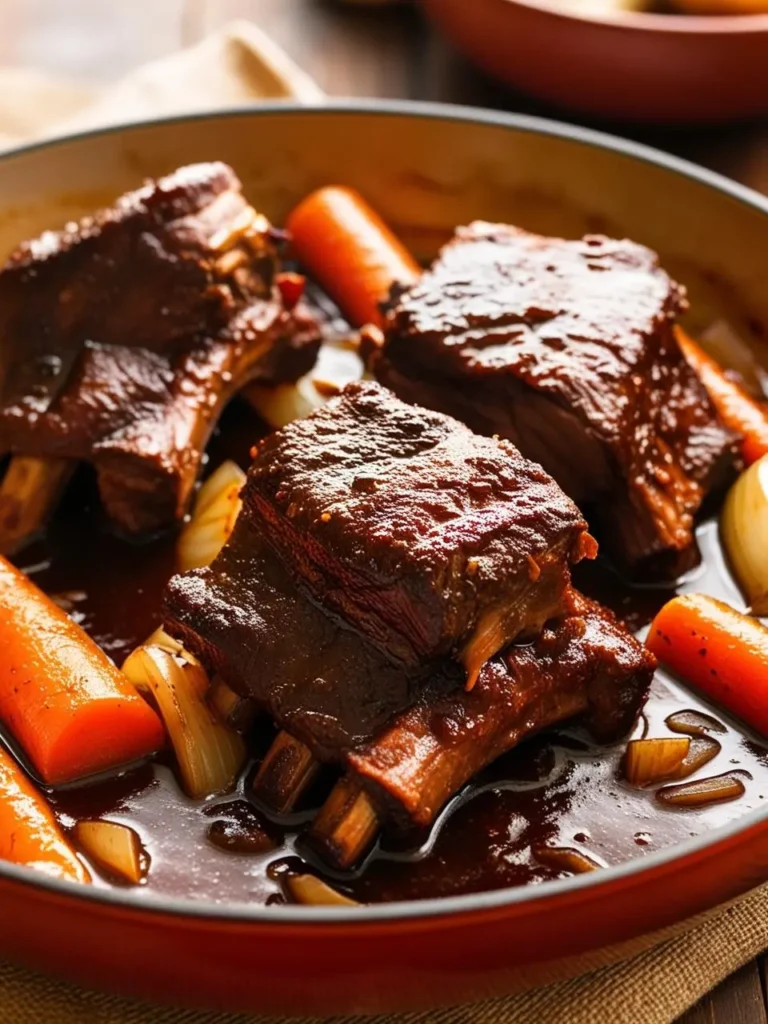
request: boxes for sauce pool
[10,401,768,906]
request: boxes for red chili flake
[276,271,306,311]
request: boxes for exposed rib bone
[310,775,380,869]
[252,730,320,814]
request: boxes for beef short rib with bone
[0,162,320,538]
[315,590,654,866]
[165,382,651,862]
[371,223,735,578]
[166,379,596,713]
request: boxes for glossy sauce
[10,403,768,906]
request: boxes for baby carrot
[286,185,420,327]
[647,593,768,736]
[676,327,768,465]
[0,556,165,785]
[0,745,89,882]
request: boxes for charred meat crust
[245,380,595,672]
[0,162,321,536]
[349,590,656,828]
[374,223,736,577]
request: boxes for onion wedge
[248,336,364,429]
[123,645,245,800]
[0,456,75,556]
[721,455,768,615]
[285,874,360,907]
[624,737,690,787]
[74,820,147,885]
[665,709,726,738]
[532,846,603,874]
[144,626,199,664]
[178,460,245,572]
[677,737,721,779]
[656,771,748,809]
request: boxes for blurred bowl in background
[423,0,768,124]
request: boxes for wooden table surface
[2,2,768,1021]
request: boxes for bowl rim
[493,0,768,34]
[2,97,768,927]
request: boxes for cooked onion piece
[665,709,727,738]
[178,460,246,572]
[208,676,257,733]
[532,846,603,874]
[144,626,200,665]
[123,645,245,799]
[656,771,748,809]
[285,873,360,907]
[248,336,364,429]
[0,455,75,557]
[721,455,768,615]
[74,820,147,885]
[676,737,721,779]
[624,737,690,787]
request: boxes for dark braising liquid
[11,402,768,905]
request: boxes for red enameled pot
[424,0,768,124]
[1,102,768,1014]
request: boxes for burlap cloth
[0,20,766,1022]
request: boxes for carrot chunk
[647,592,768,736]
[0,556,165,784]
[676,327,768,465]
[286,185,420,328]
[0,745,88,882]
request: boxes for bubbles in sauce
[13,404,768,906]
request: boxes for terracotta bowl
[2,102,768,1016]
[424,0,768,124]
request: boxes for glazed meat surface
[349,590,655,828]
[0,162,321,535]
[165,517,425,761]
[165,380,598,753]
[374,223,735,577]
[245,381,595,681]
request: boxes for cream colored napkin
[0,20,322,150]
[0,21,764,1023]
